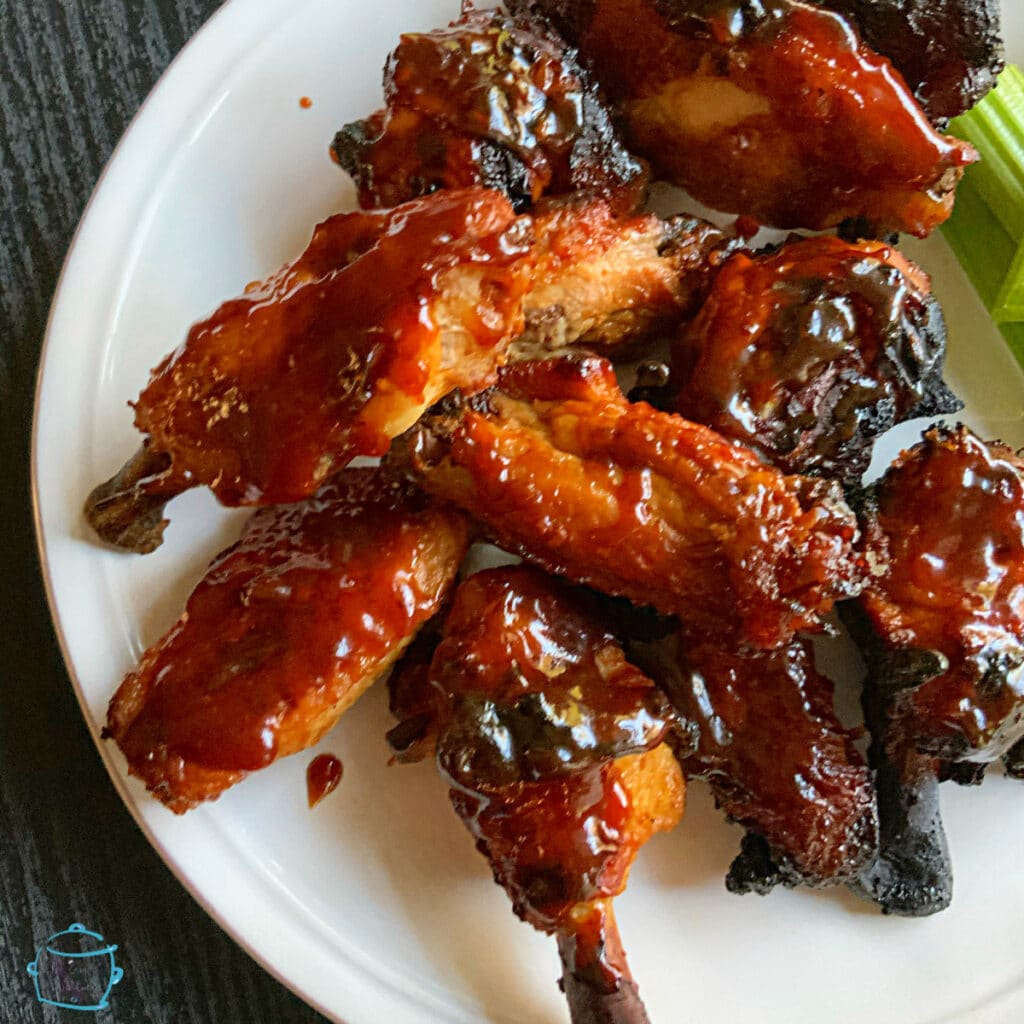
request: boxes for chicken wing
[813,0,1003,123]
[514,0,977,235]
[389,566,683,1024]
[673,235,961,487]
[104,468,470,813]
[84,187,529,550]
[86,190,730,552]
[629,630,878,892]
[399,354,864,648]
[845,425,1024,914]
[333,7,647,213]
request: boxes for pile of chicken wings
[87,1,1021,1020]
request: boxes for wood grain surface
[0,2,327,1020]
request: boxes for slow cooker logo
[26,922,125,1012]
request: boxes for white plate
[32,3,1024,1022]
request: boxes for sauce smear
[307,754,343,808]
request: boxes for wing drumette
[86,187,531,551]
[399,354,864,649]
[673,235,961,487]
[813,0,1003,122]
[845,426,1024,915]
[629,630,878,892]
[333,7,647,213]
[104,467,469,813]
[86,189,730,552]
[514,0,976,235]
[389,566,684,1024]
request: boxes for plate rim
[27,1,422,1021]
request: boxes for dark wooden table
[0,2,328,1020]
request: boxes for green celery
[1002,322,1024,367]
[943,170,1017,311]
[994,242,1024,322]
[940,65,1024,368]
[949,66,1024,246]
[943,64,1024,354]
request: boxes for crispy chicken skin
[629,631,878,891]
[333,8,647,214]
[813,0,1004,123]
[400,354,865,648]
[673,235,961,487]
[846,426,1024,914]
[104,468,470,813]
[522,199,736,351]
[86,191,730,553]
[514,0,977,235]
[390,566,684,1024]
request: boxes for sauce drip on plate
[307,754,343,808]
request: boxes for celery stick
[950,66,1024,244]
[943,170,1018,311]
[943,66,1024,335]
[999,321,1024,370]
[994,240,1024,321]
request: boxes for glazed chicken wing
[673,235,961,487]
[514,0,977,235]
[845,426,1024,914]
[629,630,878,892]
[86,189,730,552]
[389,566,684,1024]
[813,0,1004,123]
[86,187,530,551]
[400,354,864,648]
[104,468,469,813]
[333,7,647,214]
[131,189,531,502]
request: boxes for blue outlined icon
[26,923,124,1011]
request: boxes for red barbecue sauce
[307,754,343,808]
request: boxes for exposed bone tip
[853,858,953,918]
[83,445,179,554]
[557,914,651,1024]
